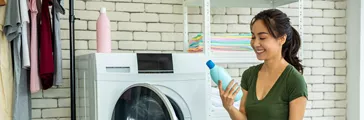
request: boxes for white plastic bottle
[96,7,111,53]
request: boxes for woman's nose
[252,40,260,47]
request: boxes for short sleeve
[240,67,252,91]
[287,73,308,102]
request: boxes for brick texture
[34,0,347,120]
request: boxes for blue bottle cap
[206,60,215,69]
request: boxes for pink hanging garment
[29,0,42,93]
[96,7,111,53]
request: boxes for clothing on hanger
[52,0,65,86]
[4,0,21,86]
[39,0,54,90]
[17,0,32,118]
[29,0,42,93]
[20,0,31,68]
[4,0,31,119]
[13,63,32,120]
[0,1,14,120]
[0,33,14,120]
[0,1,14,119]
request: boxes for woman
[218,9,308,120]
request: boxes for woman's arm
[227,89,248,120]
[289,96,307,120]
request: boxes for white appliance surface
[75,53,212,120]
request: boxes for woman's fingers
[224,80,235,96]
[232,86,241,97]
[220,80,241,106]
[218,80,224,95]
[228,81,239,96]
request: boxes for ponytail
[282,26,303,74]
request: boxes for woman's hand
[218,80,241,111]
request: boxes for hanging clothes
[14,62,32,120]
[4,0,31,119]
[39,0,54,90]
[4,0,21,87]
[51,0,65,86]
[20,0,30,68]
[29,0,41,93]
[0,33,14,120]
[17,0,32,119]
[0,1,14,120]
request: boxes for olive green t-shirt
[241,63,308,120]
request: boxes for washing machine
[75,53,211,120]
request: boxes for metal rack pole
[69,0,77,119]
[183,4,189,52]
[203,0,211,57]
[203,0,212,119]
[298,0,304,64]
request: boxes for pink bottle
[96,7,112,53]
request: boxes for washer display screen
[137,53,173,73]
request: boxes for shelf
[209,51,262,64]
[182,0,304,64]
[184,0,299,8]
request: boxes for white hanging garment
[20,0,30,68]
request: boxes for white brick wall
[32,0,347,119]
[300,0,347,118]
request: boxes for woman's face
[250,20,285,61]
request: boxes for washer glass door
[111,83,181,120]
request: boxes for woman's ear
[279,34,287,46]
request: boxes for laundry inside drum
[111,86,183,120]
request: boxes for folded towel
[188,34,253,52]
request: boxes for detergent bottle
[206,60,243,102]
[96,7,111,53]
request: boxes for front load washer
[75,53,210,120]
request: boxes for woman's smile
[255,49,265,54]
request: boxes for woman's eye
[260,38,266,40]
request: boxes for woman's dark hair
[250,9,303,74]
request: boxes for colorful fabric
[188,34,253,52]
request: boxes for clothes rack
[68,0,77,119]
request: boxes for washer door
[111,83,181,120]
